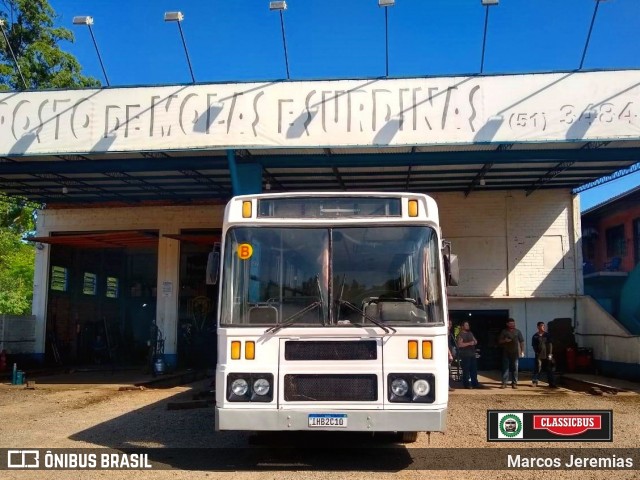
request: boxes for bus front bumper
[215,407,447,432]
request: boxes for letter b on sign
[237,243,253,260]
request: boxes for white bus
[213,192,458,442]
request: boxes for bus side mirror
[442,241,459,287]
[445,254,459,287]
[206,243,221,285]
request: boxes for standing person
[531,322,557,388]
[448,319,457,391]
[456,321,480,389]
[498,318,525,389]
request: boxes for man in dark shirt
[498,318,524,389]
[448,319,457,391]
[456,321,480,389]
[531,322,557,388]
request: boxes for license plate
[308,414,348,428]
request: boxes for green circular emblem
[499,414,522,437]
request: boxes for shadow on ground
[69,380,414,472]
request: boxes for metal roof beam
[0,157,229,175]
[462,145,512,197]
[29,172,128,202]
[262,168,285,191]
[464,162,493,197]
[102,171,185,201]
[525,141,611,196]
[178,169,228,194]
[332,167,346,190]
[573,162,640,194]
[25,191,229,204]
[57,154,90,162]
[1,148,639,175]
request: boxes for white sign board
[1,70,639,156]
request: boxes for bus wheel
[398,431,418,443]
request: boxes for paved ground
[0,370,638,480]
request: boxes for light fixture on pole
[164,11,196,84]
[480,0,498,74]
[378,0,395,78]
[579,0,608,70]
[0,18,28,89]
[72,16,110,86]
[269,1,290,80]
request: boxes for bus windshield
[220,226,444,327]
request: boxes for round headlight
[231,378,248,396]
[413,379,430,396]
[253,378,270,396]
[391,378,409,396]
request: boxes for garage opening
[449,309,510,370]
[35,231,159,367]
[170,230,221,369]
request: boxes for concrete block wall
[434,190,582,298]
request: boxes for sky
[45,0,640,210]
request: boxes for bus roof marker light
[408,340,418,359]
[422,340,433,359]
[231,341,241,360]
[242,201,252,218]
[408,199,419,217]
[245,341,255,360]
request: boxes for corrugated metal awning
[28,231,159,249]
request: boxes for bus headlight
[388,373,435,403]
[391,378,409,397]
[253,378,270,396]
[413,379,430,396]
[231,378,249,396]
[227,373,274,402]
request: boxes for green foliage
[0,194,36,234]
[0,0,100,90]
[0,228,34,315]
[0,195,36,314]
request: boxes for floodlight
[270,1,290,79]
[379,0,395,6]
[72,15,109,86]
[164,11,185,22]
[72,16,94,25]
[163,11,195,83]
[270,1,287,10]
[481,0,498,5]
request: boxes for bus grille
[285,341,377,361]
[284,374,378,401]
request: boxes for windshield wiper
[265,301,321,334]
[316,274,326,327]
[336,299,396,334]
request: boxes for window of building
[106,277,119,299]
[605,224,626,258]
[50,266,68,292]
[83,272,97,295]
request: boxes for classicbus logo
[487,410,612,442]
[533,415,602,436]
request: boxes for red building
[582,185,640,274]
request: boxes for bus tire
[398,431,418,443]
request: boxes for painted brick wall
[434,190,580,298]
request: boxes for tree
[0,226,34,315]
[0,195,37,315]
[0,0,100,90]
[0,0,98,313]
